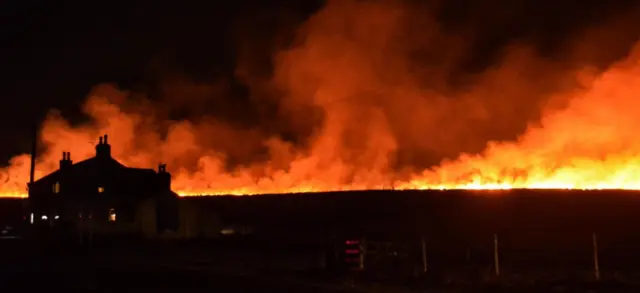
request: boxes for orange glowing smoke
[3,0,640,198]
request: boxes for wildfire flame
[3,0,640,198]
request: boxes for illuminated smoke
[1,0,640,197]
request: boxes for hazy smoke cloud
[1,0,640,196]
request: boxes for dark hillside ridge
[184,189,640,270]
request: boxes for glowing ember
[2,1,640,198]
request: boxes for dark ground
[4,189,640,292]
[0,239,361,293]
[2,238,640,293]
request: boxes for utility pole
[78,211,83,246]
[88,211,93,247]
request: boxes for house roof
[34,155,157,185]
[30,134,179,199]
[34,134,157,186]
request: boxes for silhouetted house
[27,134,179,239]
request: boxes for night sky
[0,0,637,164]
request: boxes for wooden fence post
[421,235,427,273]
[360,237,366,270]
[493,234,500,277]
[592,232,600,281]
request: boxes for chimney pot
[60,151,72,170]
[99,137,103,144]
[95,135,112,158]
[157,163,171,190]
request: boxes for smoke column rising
[1,0,640,197]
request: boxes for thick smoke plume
[1,0,640,197]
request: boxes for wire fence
[356,232,640,282]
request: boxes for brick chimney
[157,163,171,191]
[59,151,73,170]
[95,134,111,158]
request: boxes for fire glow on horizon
[5,180,640,199]
[3,0,640,198]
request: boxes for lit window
[52,182,60,194]
[29,213,34,224]
[108,208,116,222]
[98,186,104,193]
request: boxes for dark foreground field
[1,238,640,293]
[0,239,365,293]
[3,189,640,292]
